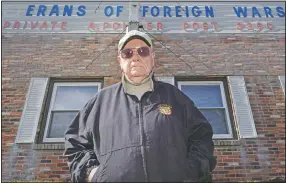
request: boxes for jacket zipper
[138,102,149,182]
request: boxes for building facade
[1,1,285,182]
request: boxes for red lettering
[147,22,152,30]
[51,21,57,30]
[157,22,163,30]
[13,21,21,29]
[61,21,67,30]
[31,21,38,29]
[3,21,11,29]
[23,21,28,29]
[40,21,48,30]
[236,22,244,31]
[257,22,263,31]
[203,22,208,30]
[267,22,273,30]
[88,22,95,31]
[113,22,120,30]
[183,22,189,30]
[103,22,109,29]
[211,22,218,31]
[247,22,253,30]
[192,22,199,30]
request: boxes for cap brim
[120,35,151,50]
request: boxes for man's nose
[132,50,140,62]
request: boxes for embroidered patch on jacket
[158,104,172,115]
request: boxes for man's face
[118,38,155,84]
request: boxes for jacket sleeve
[185,100,217,182]
[63,96,100,183]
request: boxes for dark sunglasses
[120,46,151,59]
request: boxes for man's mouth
[131,65,143,69]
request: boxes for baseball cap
[118,30,153,51]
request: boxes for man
[64,30,216,182]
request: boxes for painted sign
[2,1,285,33]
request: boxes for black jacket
[64,80,216,182]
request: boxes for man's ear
[117,55,120,64]
[151,51,158,67]
[152,51,155,59]
[117,55,122,64]
[117,56,123,70]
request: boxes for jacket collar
[121,72,154,95]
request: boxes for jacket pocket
[91,151,113,182]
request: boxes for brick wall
[213,75,285,182]
[1,33,285,182]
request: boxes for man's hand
[88,167,99,182]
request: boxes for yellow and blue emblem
[158,104,172,115]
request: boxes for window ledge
[34,143,65,150]
[213,140,241,146]
[33,140,241,150]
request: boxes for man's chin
[130,70,145,77]
[128,73,148,83]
